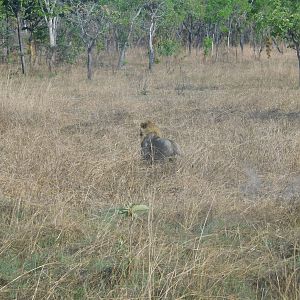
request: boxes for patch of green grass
[0,254,19,281]
[214,275,256,299]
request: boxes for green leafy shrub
[203,36,213,56]
[157,39,180,57]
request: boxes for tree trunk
[194,23,202,54]
[186,15,193,55]
[296,43,300,88]
[227,19,232,61]
[239,32,244,55]
[272,37,283,54]
[234,26,238,62]
[214,25,219,62]
[114,27,119,53]
[188,29,192,55]
[28,35,36,67]
[148,19,155,71]
[211,32,214,59]
[87,42,94,80]
[149,44,155,71]
[117,7,142,70]
[16,12,26,74]
[47,16,58,72]
[258,42,263,60]
[5,9,10,63]
[48,46,56,72]
[117,44,127,69]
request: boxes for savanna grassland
[0,48,299,299]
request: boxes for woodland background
[1,0,300,82]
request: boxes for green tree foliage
[0,0,299,84]
[3,0,29,73]
[157,38,180,56]
[254,0,300,86]
[272,0,300,86]
[203,36,213,56]
[108,0,144,68]
[67,0,109,79]
[268,0,300,46]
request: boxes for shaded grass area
[0,48,299,299]
[0,196,299,299]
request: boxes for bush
[203,36,213,56]
[157,38,180,57]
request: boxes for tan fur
[140,120,182,162]
[140,120,162,139]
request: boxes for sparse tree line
[0,0,299,84]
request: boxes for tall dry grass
[0,47,299,299]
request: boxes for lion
[140,120,162,138]
[140,120,182,162]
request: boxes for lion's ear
[140,122,147,129]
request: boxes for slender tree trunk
[195,24,202,54]
[1,37,4,63]
[214,25,219,62]
[188,29,192,55]
[117,45,127,69]
[148,18,155,71]
[296,43,300,88]
[227,33,230,55]
[47,16,58,72]
[240,33,244,55]
[211,32,214,59]
[28,34,36,67]
[5,9,10,63]
[149,42,155,71]
[117,7,142,69]
[272,37,283,54]
[48,46,56,71]
[258,41,263,60]
[16,12,26,74]
[234,27,238,62]
[253,43,256,59]
[87,41,94,80]
[186,15,193,55]
[227,19,232,61]
[114,27,119,53]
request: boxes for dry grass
[0,47,299,299]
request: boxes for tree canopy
[0,0,299,84]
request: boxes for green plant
[203,36,213,56]
[118,203,149,219]
[157,39,180,57]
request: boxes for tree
[204,0,250,61]
[0,0,9,63]
[67,1,108,80]
[22,0,45,67]
[270,1,300,86]
[108,0,144,69]
[255,0,300,86]
[178,0,204,55]
[144,1,162,70]
[3,0,27,74]
[249,0,272,58]
[143,0,180,71]
[38,0,63,71]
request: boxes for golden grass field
[0,47,299,299]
